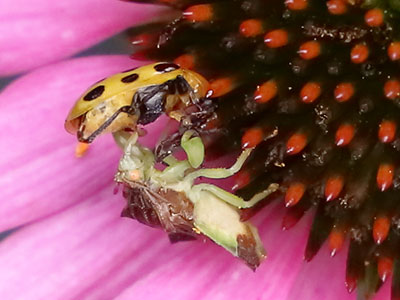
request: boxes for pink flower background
[0,1,390,299]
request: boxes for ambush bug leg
[180,135,279,208]
[185,148,253,182]
[191,183,279,209]
[181,130,205,168]
[162,155,179,166]
[112,131,134,149]
[158,159,192,184]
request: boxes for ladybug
[65,62,209,143]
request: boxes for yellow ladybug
[65,62,209,143]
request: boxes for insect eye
[154,63,180,73]
[83,85,105,101]
[121,73,139,83]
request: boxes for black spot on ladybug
[154,63,180,73]
[83,85,105,101]
[121,73,139,83]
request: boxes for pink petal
[287,243,355,300]
[287,243,391,299]
[0,197,312,299]
[287,240,391,299]
[0,55,165,232]
[374,276,391,300]
[114,204,312,300]
[0,186,167,299]
[0,0,165,76]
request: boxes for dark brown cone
[127,0,400,298]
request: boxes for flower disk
[127,0,400,298]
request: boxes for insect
[114,130,279,269]
[65,62,209,143]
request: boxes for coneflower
[121,0,400,299]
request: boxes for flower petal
[0,186,166,299]
[374,277,391,300]
[287,244,355,300]
[0,55,165,232]
[0,0,165,76]
[287,243,391,299]
[0,198,312,299]
[114,204,311,300]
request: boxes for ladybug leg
[155,131,183,162]
[165,75,196,107]
[165,75,191,95]
[170,75,216,122]
[154,99,217,162]
[78,105,135,143]
[79,92,146,143]
[165,76,201,123]
[175,75,191,95]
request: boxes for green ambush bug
[114,131,279,269]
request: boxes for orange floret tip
[335,124,355,147]
[286,133,307,155]
[379,120,396,143]
[350,44,369,64]
[183,4,213,22]
[325,175,344,202]
[377,163,394,192]
[373,216,390,244]
[174,54,195,69]
[298,41,321,60]
[345,275,357,294]
[254,80,278,103]
[239,19,263,37]
[388,42,400,61]
[326,0,347,15]
[384,79,400,100]
[285,0,308,10]
[242,127,263,149]
[328,227,345,256]
[264,29,289,48]
[364,8,384,27]
[281,209,303,230]
[285,182,306,207]
[378,256,393,282]
[208,77,234,97]
[334,82,354,102]
[300,82,321,103]
[75,142,90,158]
